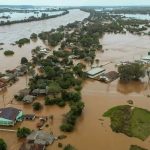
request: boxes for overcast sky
[0,0,150,6]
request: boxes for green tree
[32,102,42,111]
[30,33,37,39]
[118,63,145,82]
[48,82,62,97]
[63,144,76,150]
[0,139,7,150]
[17,127,31,138]
[21,57,28,65]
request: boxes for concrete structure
[0,107,23,126]
[87,67,105,78]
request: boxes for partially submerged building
[20,143,45,150]
[99,71,119,83]
[87,67,105,78]
[23,95,36,104]
[0,107,23,126]
[26,131,55,145]
[32,89,48,96]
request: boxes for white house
[87,67,105,78]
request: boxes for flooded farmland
[0,8,150,150]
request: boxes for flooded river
[0,9,150,150]
[0,9,89,44]
[0,9,89,72]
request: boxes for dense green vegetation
[0,139,7,150]
[28,47,85,132]
[130,145,148,150]
[107,7,150,15]
[118,63,145,82]
[4,50,14,56]
[15,38,30,47]
[32,102,42,111]
[104,105,150,140]
[21,57,28,65]
[48,32,64,46]
[30,33,37,39]
[17,127,31,138]
[82,8,150,35]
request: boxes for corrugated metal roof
[0,107,21,121]
[87,67,105,75]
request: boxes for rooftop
[27,131,55,145]
[0,107,21,121]
[87,67,105,76]
[20,143,45,150]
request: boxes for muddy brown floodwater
[0,14,150,150]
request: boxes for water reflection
[117,80,148,94]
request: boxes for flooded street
[0,9,150,150]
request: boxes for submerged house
[23,95,36,104]
[26,131,56,145]
[20,143,45,150]
[0,107,23,126]
[32,89,48,96]
[99,71,119,83]
[87,67,105,78]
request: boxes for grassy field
[130,145,148,150]
[103,105,150,140]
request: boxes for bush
[17,127,31,138]
[0,139,7,150]
[45,97,66,107]
[4,50,14,56]
[58,143,63,148]
[14,95,24,101]
[63,144,76,150]
[21,57,28,65]
[118,63,145,82]
[30,33,37,39]
[74,85,82,91]
[16,38,30,47]
[60,123,74,132]
[32,102,42,111]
